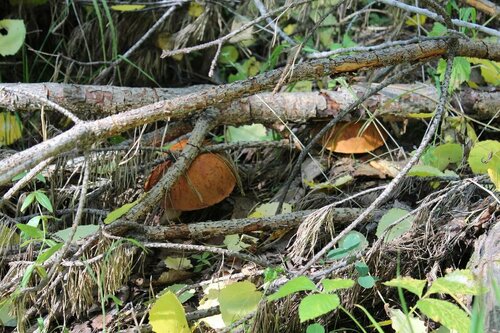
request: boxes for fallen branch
[0,38,498,186]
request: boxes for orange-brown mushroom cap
[144,140,236,211]
[321,121,387,154]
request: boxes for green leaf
[164,256,193,270]
[437,57,471,92]
[384,276,427,298]
[20,192,36,212]
[468,58,500,86]
[223,234,251,252]
[226,124,276,143]
[321,278,355,293]
[468,140,500,174]
[267,276,317,301]
[164,284,195,304]
[149,291,190,333]
[0,20,26,56]
[488,165,500,191]
[376,208,414,242]
[327,231,367,259]
[354,261,369,276]
[218,45,239,65]
[34,191,53,213]
[428,269,482,296]
[358,275,376,289]
[306,323,325,333]
[421,143,464,171]
[408,165,445,177]
[289,80,313,92]
[16,223,44,240]
[263,266,284,284]
[416,298,470,333]
[53,225,99,242]
[104,200,139,224]
[428,22,447,37]
[110,4,145,11]
[248,202,292,218]
[35,243,62,264]
[389,308,427,333]
[298,293,340,322]
[219,281,262,325]
[0,299,16,327]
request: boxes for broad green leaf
[327,231,367,260]
[376,208,414,242]
[164,284,195,304]
[421,143,464,171]
[16,223,44,239]
[219,281,262,325]
[53,225,99,242]
[428,269,481,296]
[263,266,285,284]
[437,57,471,92]
[358,275,376,289]
[149,291,190,333]
[35,243,62,264]
[20,192,36,212]
[0,299,16,327]
[354,261,369,276]
[417,298,470,333]
[110,4,145,11]
[468,140,500,174]
[306,323,325,333]
[218,45,239,65]
[0,112,23,146]
[384,276,427,298]
[164,257,193,270]
[298,293,340,322]
[34,191,53,213]
[408,165,445,177]
[0,20,26,56]
[268,276,317,301]
[428,22,447,37]
[389,308,426,333]
[248,202,292,218]
[289,80,313,92]
[468,58,500,86]
[226,124,275,143]
[104,200,139,224]
[223,234,250,252]
[321,278,355,292]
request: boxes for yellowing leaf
[248,202,292,218]
[223,234,251,252]
[0,112,23,146]
[468,58,500,86]
[283,24,297,35]
[219,281,262,325]
[468,140,500,174]
[110,4,145,11]
[0,19,26,56]
[405,14,426,26]
[416,298,470,333]
[149,291,190,333]
[188,2,204,17]
[488,166,500,191]
[164,256,193,270]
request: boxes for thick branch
[0,39,498,186]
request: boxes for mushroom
[321,121,387,154]
[144,140,237,213]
